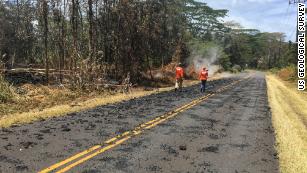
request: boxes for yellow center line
[38,76,251,173]
[104,137,118,144]
[55,136,132,173]
[38,145,101,173]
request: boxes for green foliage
[0,0,232,82]
[188,39,213,55]
[219,53,231,70]
[231,65,242,73]
[0,0,295,83]
[183,0,228,40]
[270,67,280,74]
[223,28,294,70]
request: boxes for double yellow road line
[39,76,249,173]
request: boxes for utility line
[288,0,306,42]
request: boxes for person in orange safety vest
[199,67,208,93]
[175,63,184,92]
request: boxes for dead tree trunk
[88,0,94,63]
[42,0,49,83]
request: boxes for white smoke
[188,46,222,76]
[212,72,235,79]
[154,72,163,78]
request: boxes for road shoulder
[266,74,307,173]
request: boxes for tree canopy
[0,0,295,85]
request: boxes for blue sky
[203,0,298,41]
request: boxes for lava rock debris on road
[0,72,279,173]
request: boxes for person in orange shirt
[199,67,208,93]
[175,63,184,92]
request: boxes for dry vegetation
[0,84,79,115]
[266,73,307,173]
[0,55,206,128]
[275,65,297,81]
[0,76,199,128]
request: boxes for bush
[270,67,280,74]
[231,65,242,73]
[219,53,231,71]
[0,76,14,103]
[277,65,296,81]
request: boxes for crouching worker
[175,63,184,92]
[199,67,208,93]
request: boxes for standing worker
[175,63,184,92]
[199,67,208,93]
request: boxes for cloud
[203,0,297,41]
[232,0,275,3]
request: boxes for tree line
[0,0,296,85]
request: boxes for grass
[270,65,297,82]
[0,84,80,115]
[266,74,307,173]
[0,80,199,128]
[0,75,15,103]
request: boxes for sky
[203,0,298,41]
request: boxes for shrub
[231,64,242,73]
[270,67,280,74]
[219,53,231,71]
[0,76,14,103]
[277,65,296,81]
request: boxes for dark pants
[175,78,183,92]
[200,80,207,93]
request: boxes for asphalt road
[0,72,279,173]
